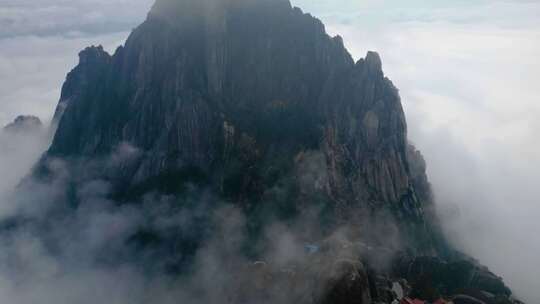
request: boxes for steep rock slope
[48,0,428,242]
[32,0,522,303]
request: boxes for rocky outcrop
[47,0,432,246]
[30,0,523,303]
[407,144,433,206]
[51,45,112,130]
[3,115,42,133]
[392,254,522,304]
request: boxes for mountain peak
[27,1,524,303]
[365,51,382,70]
[78,45,110,66]
[148,0,292,24]
[3,115,42,133]
[150,0,291,11]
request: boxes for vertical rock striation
[24,0,524,303]
[45,0,439,253]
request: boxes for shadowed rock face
[51,46,112,127]
[43,0,443,257]
[26,0,525,303]
[48,0,420,226]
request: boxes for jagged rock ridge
[35,0,523,303]
[50,0,424,236]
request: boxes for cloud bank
[0,131,385,304]
[0,0,154,126]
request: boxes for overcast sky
[0,0,539,302]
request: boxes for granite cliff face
[32,0,522,303]
[50,0,425,234]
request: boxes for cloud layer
[0,0,153,38]
[0,0,154,126]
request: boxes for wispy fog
[0,121,50,199]
[0,132,384,303]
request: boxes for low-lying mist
[0,121,50,202]
[308,3,540,300]
[0,125,388,304]
[410,125,540,303]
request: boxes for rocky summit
[24,0,523,303]
[3,115,42,133]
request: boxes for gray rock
[31,1,523,302]
[3,115,42,133]
[46,0,427,241]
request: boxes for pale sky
[0,0,539,302]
